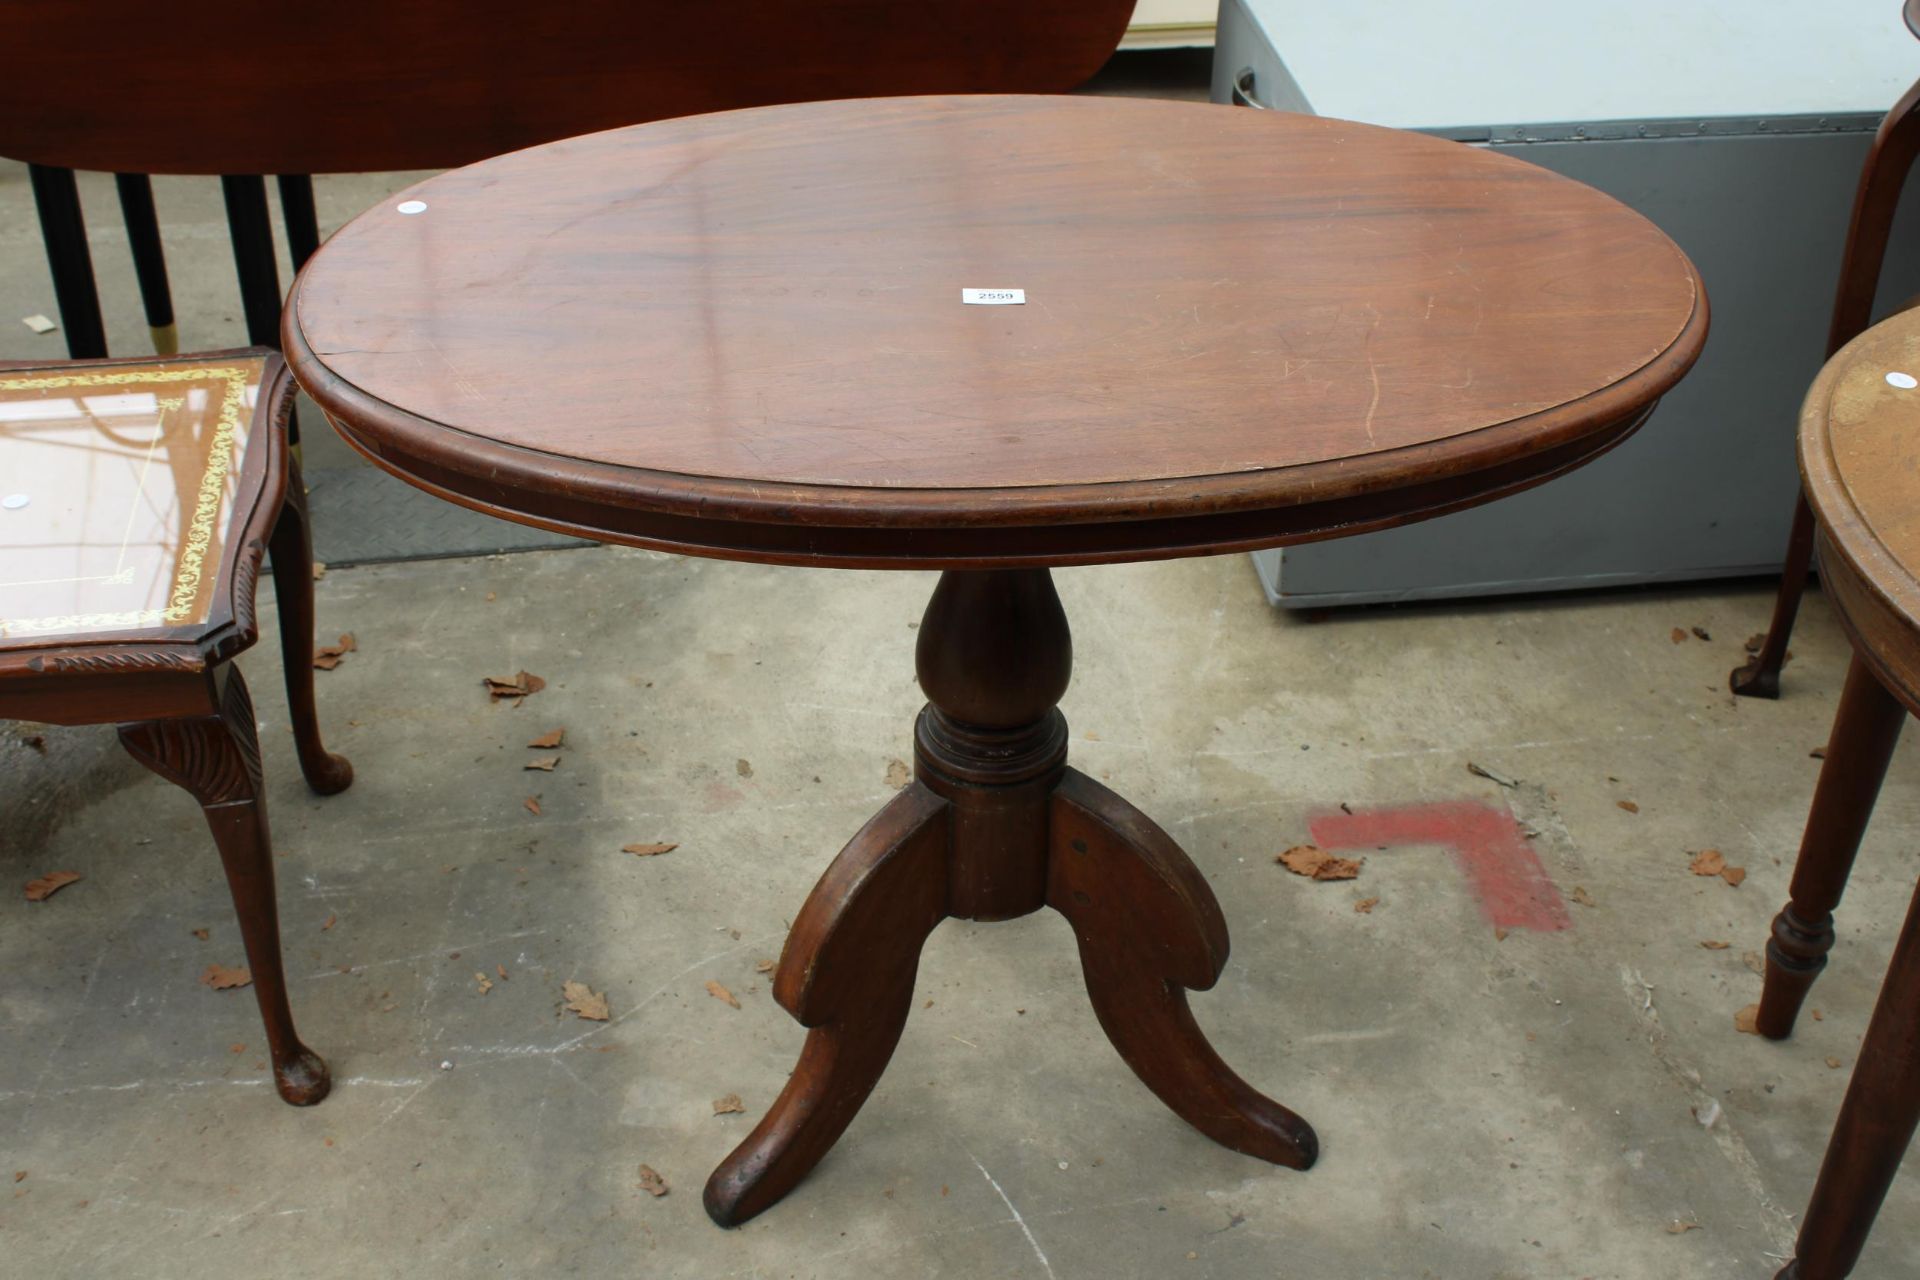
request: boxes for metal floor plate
[305,465,595,566]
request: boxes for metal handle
[1231,68,1269,110]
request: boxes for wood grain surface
[1800,310,1920,710]
[0,1,1133,175]
[289,96,1707,567]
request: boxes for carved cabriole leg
[703,784,950,1227]
[1759,654,1907,1039]
[1775,874,1920,1280]
[119,665,330,1105]
[707,569,1308,1226]
[268,450,352,795]
[1050,768,1318,1167]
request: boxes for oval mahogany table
[1754,308,1920,1280]
[286,95,1707,1227]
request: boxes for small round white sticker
[2,493,29,510]
[1887,371,1917,389]
[397,200,428,215]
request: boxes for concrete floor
[4,50,1920,1280]
[6,550,1920,1279]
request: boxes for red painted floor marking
[1308,799,1572,933]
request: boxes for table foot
[1050,768,1319,1167]
[704,784,950,1227]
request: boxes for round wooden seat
[1801,312,1920,707]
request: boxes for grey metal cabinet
[1214,0,1920,606]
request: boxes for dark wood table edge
[285,282,1705,569]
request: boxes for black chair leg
[277,175,321,271]
[221,173,299,446]
[113,173,178,356]
[27,163,107,359]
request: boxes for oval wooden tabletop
[288,95,1707,568]
[1800,308,1920,707]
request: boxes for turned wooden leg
[267,452,352,795]
[1774,875,1920,1280]
[704,784,951,1226]
[1734,493,1816,700]
[119,665,330,1105]
[1050,768,1317,1167]
[1759,654,1907,1039]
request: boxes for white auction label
[961,288,1025,305]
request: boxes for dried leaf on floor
[1734,1004,1762,1034]
[638,1164,669,1197]
[496,964,508,981]
[1810,746,1827,760]
[1666,1220,1701,1235]
[1670,627,1688,644]
[527,728,565,749]
[199,963,252,991]
[1617,800,1640,815]
[705,980,741,1009]
[474,972,493,995]
[1494,927,1509,942]
[622,842,676,858]
[484,670,546,700]
[321,913,337,932]
[1744,633,1766,654]
[1721,865,1747,887]
[1570,886,1597,908]
[191,928,210,941]
[1276,846,1362,881]
[312,633,357,671]
[1700,940,1731,950]
[23,871,82,902]
[1691,626,1712,641]
[1742,950,1766,975]
[524,795,542,816]
[1688,849,1727,877]
[524,756,560,772]
[1812,1008,1824,1021]
[562,980,609,1021]
[1467,761,1518,788]
[1826,1056,1843,1069]
[711,1094,745,1115]
[1353,897,1379,914]
[311,561,327,581]
[736,758,753,778]
[885,758,911,789]
[11,1171,24,1183]
[754,959,776,974]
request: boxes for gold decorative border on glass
[0,363,256,638]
